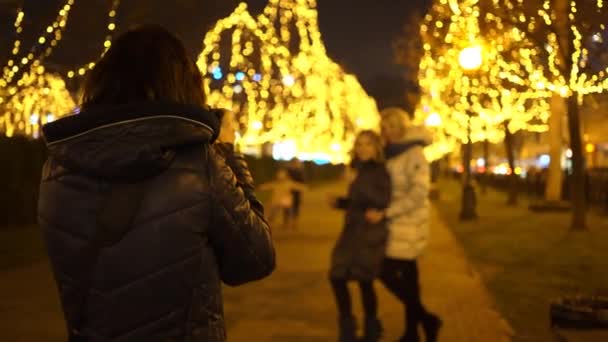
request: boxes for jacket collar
[41,101,221,181]
[43,101,220,146]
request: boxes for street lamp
[458,45,482,221]
[458,46,483,71]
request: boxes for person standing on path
[368,107,442,342]
[38,26,275,342]
[287,158,306,230]
[259,168,307,230]
[328,130,392,342]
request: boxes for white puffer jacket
[384,126,432,260]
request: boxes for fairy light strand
[67,0,121,79]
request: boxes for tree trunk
[558,0,587,230]
[567,93,587,230]
[546,94,565,202]
[460,120,477,220]
[482,138,489,194]
[504,121,518,206]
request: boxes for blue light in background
[212,66,223,80]
[312,158,331,165]
[538,154,550,168]
[235,71,246,81]
[253,73,262,82]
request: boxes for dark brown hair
[80,25,205,109]
[351,130,385,166]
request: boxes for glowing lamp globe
[458,46,482,71]
[425,112,442,127]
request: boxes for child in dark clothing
[328,130,391,342]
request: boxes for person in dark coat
[38,26,275,342]
[328,130,392,342]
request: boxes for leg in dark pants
[290,191,301,230]
[330,278,356,342]
[358,281,382,341]
[358,281,377,318]
[331,278,353,317]
[380,258,441,342]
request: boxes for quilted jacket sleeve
[207,147,275,286]
[214,143,264,216]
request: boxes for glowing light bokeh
[196,0,379,163]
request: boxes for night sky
[0,0,429,108]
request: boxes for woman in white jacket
[368,107,442,342]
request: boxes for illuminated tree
[197,0,379,163]
[416,0,553,211]
[417,0,550,162]
[484,0,608,230]
[0,1,76,138]
[0,0,121,138]
[1,71,75,138]
[1,0,76,102]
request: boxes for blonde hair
[380,107,411,136]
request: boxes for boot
[360,317,382,342]
[421,313,442,342]
[338,315,357,342]
[398,330,420,342]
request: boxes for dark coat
[38,102,275,342]
[329,161,391,281]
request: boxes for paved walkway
[0,182,513,341]
[224,182,513,341]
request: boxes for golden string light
[0,9,25,87]
[197,0,379,163]
[487,0,608,100]
[2,0,75,87]
[0,0,76,108]
[67,0,121,79]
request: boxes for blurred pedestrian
[38,26,274,342]
[328,130,391,342]
[369,107,442,342]
[259,167,307,230]
[287,157,306,229]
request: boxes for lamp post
[458,45,482,220]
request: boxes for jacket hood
[384,125,433,160]
[42,101,220,181]
[403,125,433,146]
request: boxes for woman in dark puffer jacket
[329,130,391,342]
[38,26,275,342]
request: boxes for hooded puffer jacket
[38,102,275,342]
[329,161,392,281]
[384,126,433,260]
